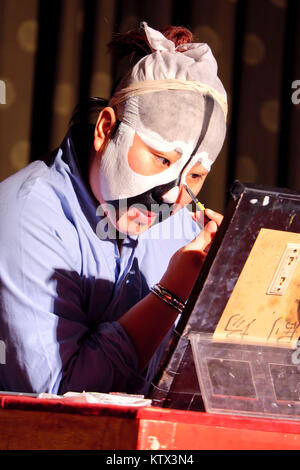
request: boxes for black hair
[69,97,108,179]
[69,96,108,128]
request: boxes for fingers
[191,208,223,228]
[201,221,218,254]
[188,219,217,252]
[205,208,223,227]
[188,207,222,253]
[203,220,218,245]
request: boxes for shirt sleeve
[0,186,146,395]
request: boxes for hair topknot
[107,24,194,63]
[160,25,193,47]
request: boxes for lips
[130,207,157,225]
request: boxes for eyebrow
[189,162,209,174]
[152,148,182,160]
[159,148,182,157]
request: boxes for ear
[94,107,117,152]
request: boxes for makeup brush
[184,184,205,212]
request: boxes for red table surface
[1,393,300,450]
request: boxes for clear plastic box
[189,332,300,420]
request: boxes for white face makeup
[95,22,227,234]
[98,96,225,208]
[98,121,201,202]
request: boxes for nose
[161,183,190,209]
[160,185,180,204]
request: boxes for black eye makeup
[154,155,171,167]
[187,172,206,180]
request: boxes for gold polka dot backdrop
[17,19,38,53]
[90,72,112,102]
[10,140,30,171]
[270,0,287,9]
[243,34,266,66]
[53,83,74,117]
[89,1,115,101]
[236,155,259,183]
[48,0,83,150]
[231,0,296,189]
[194,25,222,57]
[0,0,39,180]
[76,10,84,33]
[120,14,138,33]
[260,100,280,134]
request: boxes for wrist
[150,283,187,314]
[158,274,191,304]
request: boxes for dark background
[0,0,299,213]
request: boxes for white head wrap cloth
[99,22,227,202]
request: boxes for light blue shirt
[0,132,199,395]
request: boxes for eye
[154,155,171,167]
[188,173,205,180]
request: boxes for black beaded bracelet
[149,283,186,314]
